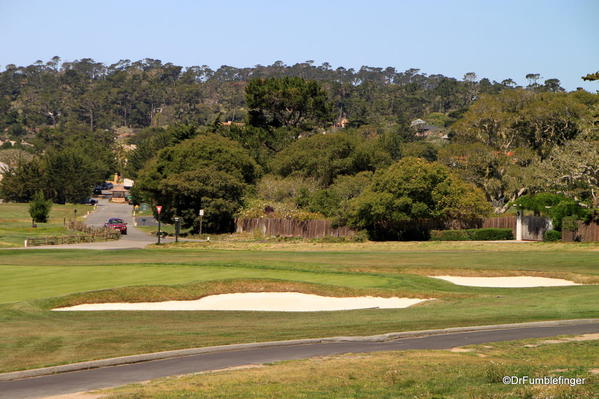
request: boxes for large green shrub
[347,157,492,240]
[543,230,562,242]
[29,191,52,224]
[430,230,471,241]
[135,134,260,233]
[430,228,513,241]
[468,228,513,240]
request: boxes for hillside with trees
[0,58,597,239]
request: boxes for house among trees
[410,119,440,138]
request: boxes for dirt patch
[193,364,265,375]
[540,333,599,344]
[525,333,599,347]
[41,393,104,399]
[449,347,474,353]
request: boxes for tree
[535,135,599,206]
[270,131,392,186]
[513,193,589,231]
[347,157,491,240]
[43,148,100,203]
[246,77,332,131]
[0,157,44,202]
[451,90,586,159]
[543,78,564,92]
[29,191,52,225]
[525,73,541,87]
[135,134,260,233]
[0,145,102,204]
[437,143,536,212]
[582,72,599,81]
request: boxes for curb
[1,318,597,382]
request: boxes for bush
[430,230,470,241]
[468,228,513,241]
[543,229,562,242]
[430,228,513,241]
[29,191,52,224]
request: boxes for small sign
[156,205,163,215]
[199,209,204,216]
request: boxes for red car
[105,218,127,235]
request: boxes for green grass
[0,202,91,247]
[0,243,597,373]
[104,337,599,398]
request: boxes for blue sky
[1,0,597,90]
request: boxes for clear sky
[1,0,597,90]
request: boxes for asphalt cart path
[1,320,598,399]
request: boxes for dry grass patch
[102,338,599,399]
[164,239,599,253]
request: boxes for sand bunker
[430,275,579,288]
[52,292,429,312]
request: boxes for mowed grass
[104,337,599,399]
[0,202,91,247]
[0,242,597,372]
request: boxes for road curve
[31,199,159,249]
[1,320,598,399]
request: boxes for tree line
[0,58,596,239]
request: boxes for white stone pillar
[516,210,523,241]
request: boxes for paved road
[1,321,598,399]
[32,199,163,249]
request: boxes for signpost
[156,205,162,244]
[199,209,204,236]
[174,217,180,243]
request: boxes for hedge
[543,229,561,242]
[430,228,513,241]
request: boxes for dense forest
[0,58,597,239]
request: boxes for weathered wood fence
[236,214,562,241]
[236,218,355,239]
[562,222,599,242]
[24,221,120,247]
[483,215,551,241]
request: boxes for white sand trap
[52,292,429,312]
[430,275,579,288]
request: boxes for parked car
[104,218,127,235]
[94,182,114,195]
[80,198,98,205]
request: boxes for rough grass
[103,337,599,399]
[0,202,91,247]
[0,244,597,373]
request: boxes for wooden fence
[483,215,550,241]
[236,218,355,239]
[562,222,599,242]
[24,221,121,247]
[236,214,557,241]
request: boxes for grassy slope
[105,337,598,399]
[0,202,90,247]
[0,242,597,372]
